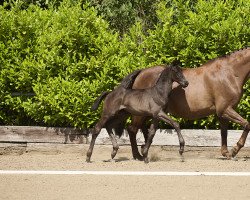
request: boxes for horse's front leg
[158,111,185,155]
[127,116,146,161]
[140,124,149,155]
[219,117,230,158]
[221,107,249,158]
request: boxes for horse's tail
[120,69,141,89]
[91,91,110,111]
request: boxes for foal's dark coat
[86,64,188,163]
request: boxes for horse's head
[170,64,189,88]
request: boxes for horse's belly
[168,88,215,120]
[169,105,215,120]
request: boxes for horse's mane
[220,46,249,58]
[202,46,250,66]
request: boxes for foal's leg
[220,107,249,158]
[106,125,119,161]
[157,111,185,155]
[86,119,106,162]
[107,112,129,160]
[219,117,230,158]
[106,118,124,160]
[141,119,158,163]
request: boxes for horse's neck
[231,48,250,85]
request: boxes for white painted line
[0,170,250,176]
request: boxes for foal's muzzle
[181,81,189,88]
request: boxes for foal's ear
[169,60,182,70]
[172,59,181,66]
[170,63,181,71]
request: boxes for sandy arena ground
[0,145,249,200]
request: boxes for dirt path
[0,145,250,200]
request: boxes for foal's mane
[154,65,171,85]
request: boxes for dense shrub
[0,0,249,129]
[88,0,160,34]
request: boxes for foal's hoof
[111,147,119,159]
[179,149,184,155]
[86,158,91,163]
[179,155,185,162]
[144,157,149,164]
[230,148,238,158]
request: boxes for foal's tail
[91,69,141,111]
[91,91,110,111]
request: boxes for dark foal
[86,64,189,163]
[126,47,250,160]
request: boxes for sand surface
[0,145,249,200]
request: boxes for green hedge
[0,0,249,129]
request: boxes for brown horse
[127,47,250,160]
[86,64,188,163]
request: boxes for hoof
[179,153,185,162]
[132,153,144,161]
[231,157,238,161]
[179,149,184,155]
[86,158,91,163]
[230,148,238,158]
[221,151,231,159]
[111,147,119,159]
[226,154,232,160]
[111,152,118,159]
[144,157,149,164]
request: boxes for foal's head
[169,64,189,88]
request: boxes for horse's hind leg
[142,119,158,163]
[220,107,249,158]
[158,111,185,155]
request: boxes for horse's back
[132,65,165,89]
